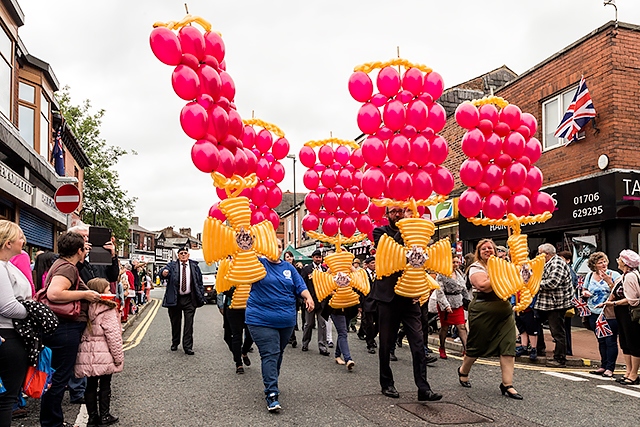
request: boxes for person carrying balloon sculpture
[370,206,442,402]
[300,250,330,355]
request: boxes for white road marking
[541,371,589,381]
[572,371,615,380]
[598,385,640,398]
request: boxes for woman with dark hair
[34,251,57,292]
[434,254,469,359]
[40,232,102,427]
[457,239,522,399]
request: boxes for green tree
[57,86,137,244]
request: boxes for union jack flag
[52,126,65,176]
[571,296,591,317]
[595,312,613,339]
[553,76,597,145]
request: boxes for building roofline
[443,64,517,93]
[16,38,60,90]
[1,0,24,27]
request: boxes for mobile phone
[88,226,113,265]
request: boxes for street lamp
[286,154,297,248]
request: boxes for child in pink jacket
[75,278,123,426]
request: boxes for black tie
[181,262,187,293]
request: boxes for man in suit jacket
[371,207,442,402]
[160,247,205,355]
[300,249,329,355]
[359,256,378,353]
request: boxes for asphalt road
[14,287,640,426]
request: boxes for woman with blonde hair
[457,239,522,399]
[0,220,32,427]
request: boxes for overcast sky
[17,0,640,235]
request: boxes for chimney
[179,228,191,237]
[132,216,139,225]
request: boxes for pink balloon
[494,122,511,137]
[318,145,334,166]
[429,135,448,165]
[340,217,357,238]
[521,112,538,137]
[461,129,486,158]
[423,71,444,100]
[219,71,236,102]
[219,134,240,152]
[218,147,236,178]
[149,27,182,66]
[323,191,339,213]
[402,68,424,96]
[178,26,205,60]
[197,65,221,100]
[357,103,382,135]
[476,153,490,165]
[503,132,526,159]
[242,125,256,149]
[234,148,249,177]
[270,161,285,183]
[353,169,363,185]
[432,167,454,196]
[271,137,290,160]
[459,159,484,187]
[475,182,491,197]
[482,164,503,189]
[337,169,352,188]
[525,166,543,192]
[383,99,406,131]
[388,170,413,201]
[368,203,385,221]
[180,103,208,140]
[426,103,446,133]
[523,138,542,164]
[267,210,280,230]
[518,156,531,170]
[397,89,414,104]
[217,96,231,111]
[331,145,349,166]
[354,193,369,212]
[260,205,271,215]
[479,104,499,126]
[361,136,386,167]
[401,125,417,139]
[507,193,531,217]
[483,133,502,159]
[516,125,531,141]
[227,109,243,139]
[387,134,411,167]
[216,187,228,201]
[411,135,430,166]
[209,203,226,222]
[317,210,328,220]
[244,148,257,174]
[348,71,374,102]
[356,215,373,234]
[208,105,229,142]
[500,104,522,130]
[196,93,215,110]
[303,169,320,190]
[370,93,388,107]
[299,146,316,168]
[458,189,482,218]
[320,168,337,188]
[381,161,398,176]
[266,186,283,209]
[362,167,386,198]
[330,161,341,172]
[495,153,513,169]
[302,213,319,232]
[339,192,355,212]
[406,100,429,131]
[255,157,270,180]
[203,31,225,63]
[495,185,512,200]
[171,65,200,100]
[252,183,268,206]
[455,102,480,130]
[531,191,555,214]
[377,66,401,97]
[504,162,527,192]
[477,119,494,137]
[255,129,273,154]
[201,55,219,70]
[412,169,433,200]
[483,193,507,219]
[250,210,266,225]
[305,192,322,213]
[322,217,339,237]
[191,140,220,173]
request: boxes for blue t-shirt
[585,269,621,314]
[245,258,307,328]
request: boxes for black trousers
[0,329,28,427]
[85,374,112,417]
[362,310,378,349]
[226,308,253,367]
[377,297,431,392]
[168,294,196,351]
[537,308,567,362]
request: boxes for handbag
[23,346,55,398]
[630,305,640,324]
[35,260,81,321]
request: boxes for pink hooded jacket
[75,302,124,377]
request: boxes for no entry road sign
[54,184,81,214]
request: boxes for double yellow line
[123,298,161,352]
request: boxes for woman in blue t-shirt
[245,238,314,413]
[583,251,621,377]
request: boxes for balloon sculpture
[348,58,454,299]
[150,14,279,309]
[455,95,554,312]
[300,138,371,308]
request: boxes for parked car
[189,249,218,303]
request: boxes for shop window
[542,86,578,150]
[0,26,12,119]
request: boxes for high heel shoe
[499,383,523,400]
[457,367,471,388]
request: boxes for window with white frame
[0,26,12,119]
[19,82,36,148]
[542,85,578,150]
[40,93,50,158]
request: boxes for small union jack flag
[571,296,591,317]
[576,274,585,293]
[595,312,613,339]
[554,76,597,145]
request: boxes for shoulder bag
[34,261,82,321]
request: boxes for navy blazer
[161,259,205,308]
[369,224,403,303]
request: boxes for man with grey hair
[534,243,574,367]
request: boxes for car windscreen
[198,261,217,275]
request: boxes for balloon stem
[184,3,189,14]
